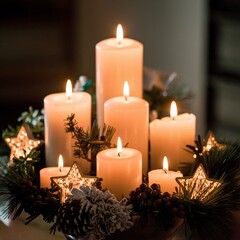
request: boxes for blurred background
[0,0,239,140]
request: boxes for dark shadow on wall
[0,0,77,129]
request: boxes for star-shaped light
[203,131,226,152]
[176,164,221,202]
[5,124,42,164]
[51,161,97,202]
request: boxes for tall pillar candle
[150,101,196,170]
[96,24,143,126]
[97,137,142,200]
[44,80,91,171]
[104,82,149,175]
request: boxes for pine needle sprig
[184,138,240,240]
[65,114,116,174]
[12,148,41,179]
[88,120,116,159]
[65,114,91,161]
[0,159,32,220]
[0,159,60,225]
[184,182,237,240]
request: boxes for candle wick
[59,167,62,172]
[118,152,121,157]
[125,95,128,102]
[67,96,71,101]
[163,169,168,174]
[117,40,122,47]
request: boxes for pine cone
[56,199,93,238]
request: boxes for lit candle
[97,137,142,200]
[40,154,70,188]
[150,101,196,170]
[44,79,91,171]
[96,24,143,126]
[104,82,149,175]
[148,156,183,193]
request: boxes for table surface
[0,213,186,240]
[0,213,65,240]
[1,213,240,240]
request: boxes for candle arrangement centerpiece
[0,24,240,240]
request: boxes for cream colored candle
[148,156,183,193]
[96,24,143,126]
[40,155,70,188]
[44,80,91,171]
[97,137,142,200]
[104,82,149,175]
[150,101,196,170]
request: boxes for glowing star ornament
[51,161,97,202]
[5,124,42,164]
[176,164,221,202]
[203,131,226,152]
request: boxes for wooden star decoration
[4,124,42,164]
[176,164,221,202]
[203,131,226,152]
[51,161,97,203]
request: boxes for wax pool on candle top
[104,82,149,175]
[44,80,91,171]
[96,24,143,126]
[97,137,142,200]
[150,101,196,170]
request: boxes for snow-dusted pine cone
[56,186,133,240]
[57,199,93,238]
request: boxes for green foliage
[2,106,44,140]
[12,148,41,179]
[0,159,60,225]
[185,137,240,240]
[65,114,116,174]
[144,81,192,120]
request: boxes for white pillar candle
[40,155,70,188]
[148,156,183,193]
[96,24,143,126]
[150,101,196,170]
[44,80,91,171]
[97,137,142,200]
[104,82,149,175]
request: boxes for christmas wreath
[0,79,239,240]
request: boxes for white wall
[74,0,208,135]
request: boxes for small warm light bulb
[116,24,123,46]
[123,81,130,101]
[170,101,178,119]
[163,156,169,172]
[117,137,122,157]
[66,79,72,100]
[58,154,63,172]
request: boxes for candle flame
[116,24,123,45]
[123,81,130,101]
[117,137,122,156]
[58,154,63,172]
[66,79,72,100]
[170,101,178,119]
[163,156,169,172]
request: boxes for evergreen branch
[0,159,60,225]
[184,138,240,240]
[12,148,41,179]
[2,107,44,140]
[65,114,116,174]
